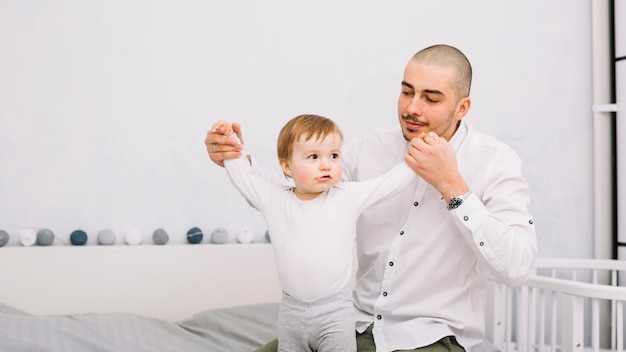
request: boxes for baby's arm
[349,151,418,212]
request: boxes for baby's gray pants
[278,287,356,352]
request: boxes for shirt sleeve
[223,155,275,212]
[450,149,538,288]
[349,161,418,213]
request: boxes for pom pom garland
[0,225,270,247]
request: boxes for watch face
[447,191,471,211]
[448,197,462,210]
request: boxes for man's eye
[426,97,439,103]
[401,90,413,96]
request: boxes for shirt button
[399,231,404,236]
[529,219,534,225]
[382,291,388,297]
[479,241,484,246]
[463,215,469,221]
[413,201,419,206]
[377,315,382,320]
[389,261,394,266]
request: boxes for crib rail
[485,259,626,352]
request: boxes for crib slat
[592,298,600,352]
[617,300,623,352]
[517,286,529,352]
[484,279,505,349]
[551,292,557,352]
[506,287,513,351]
[527,287,537,351]
[539,289,547,351]
[612,270,618,351]
[562,294,585,351]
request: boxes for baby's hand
[211,120,235,136]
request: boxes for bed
[1,244,623,351]
[0,244,282,351]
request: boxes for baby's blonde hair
[277,114,343,162]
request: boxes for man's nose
[406,97,423,116]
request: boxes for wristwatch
[447,191,471,211]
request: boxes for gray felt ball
[186,227,203,244]
[152,228,169,245]
[36,228,55,246]
[0,230,9,247]
[211,227,229,244]
[97,229,116,245]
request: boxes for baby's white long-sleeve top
[224,154,417,300]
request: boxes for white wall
[0,1,594,257]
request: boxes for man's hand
[205,121,244,167]
[404,131,468,202]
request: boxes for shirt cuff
[449,193,489,232]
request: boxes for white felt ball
[98,229,116,245]
[20,229,37,246]
[124,228,143,245]
[237,227,254,244]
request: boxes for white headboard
[0,244,281,321]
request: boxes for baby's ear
[279,159,292,178]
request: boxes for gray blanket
[0,302,499,351]
[0,302,278,352]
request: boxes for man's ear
[455,96,471,120]
[279,159,292,178]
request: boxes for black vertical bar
[609,0,619,260]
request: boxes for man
[205,44,537,351]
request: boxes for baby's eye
[331,153,339,160]
[307,154,318,160]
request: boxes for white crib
[485,259,626,352]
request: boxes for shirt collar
[448,120,469,150]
